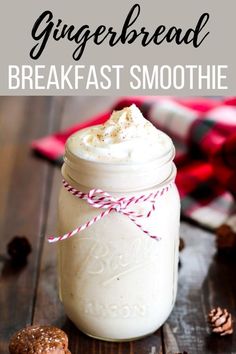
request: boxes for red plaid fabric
[32,97,236,230]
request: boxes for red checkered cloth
[32,97,236,230]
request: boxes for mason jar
[56,133,180,342]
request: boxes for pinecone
[208,307,233,336]
[179,237,185,252]
[7,236,32,265]
[215,224,236,249]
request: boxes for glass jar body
[57,162,180,341]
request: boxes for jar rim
[62,141,175,192]
[62,161,177,193]
[64,141,175,169]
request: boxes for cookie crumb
[7,236,31,265]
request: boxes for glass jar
[57,140,180,341]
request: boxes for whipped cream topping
[67,104,173,163]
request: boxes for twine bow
[48,179,172,243]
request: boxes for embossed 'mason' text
[83,300,147,319]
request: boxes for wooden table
[0,97,235,354]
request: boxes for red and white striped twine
[48,179,173,243]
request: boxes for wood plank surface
[164,223,236,354]
[0,96,235,354]
[0,97,65,353]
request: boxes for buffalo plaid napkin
[32,97,236,230]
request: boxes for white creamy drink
[57,104,180,341]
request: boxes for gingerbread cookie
[9,325,70,354]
